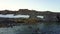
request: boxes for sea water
[0,22,60,34]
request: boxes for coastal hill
[0,9,60,22]
[0,9,60,27]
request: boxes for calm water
[0,14,44,18]
[0,22,60,34]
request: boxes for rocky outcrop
[0,9,60,22]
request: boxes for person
[57,14,60,22]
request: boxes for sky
[0,0,60,12]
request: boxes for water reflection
[0,14,44,19]
[0,14,29,18]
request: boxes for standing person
[57,14,60,22]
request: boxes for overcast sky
[0,0,60,12]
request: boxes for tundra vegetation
[14,18,39,24]
[0,18,39,27]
